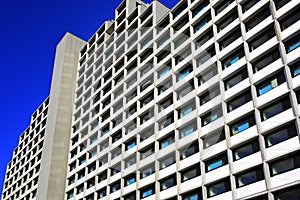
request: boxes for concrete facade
[66,0,300,199]
[2,0,300,199]
[1,33,85,200]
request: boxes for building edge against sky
[36,33,85,200]
[1,33,85,199]
[2,0,300,199]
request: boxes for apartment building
[66,0,300,199]
[1,98,49,200]
[2,0,300,199]
[1,33,85,200]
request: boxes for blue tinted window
[143,189,153,198]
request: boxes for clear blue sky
[0,0,178,195]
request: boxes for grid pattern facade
[2,97,49,200]
[66,0,300,199]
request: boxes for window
[181,164,200,182]
[125,155,136,168]
[77,184,84,194]
[179,120,197,138]
[196,45,216,65]
[86,194,94,200]
[199,85,220,105]
[173,14,189,32]
[157,32,170,48]
[269,151,300,176]
[97,187,107,198]
[159,113,174,130]
[205,153,228,172]
[198,63,218,85]
[227,89,252,112]
[233,139,260,161]
[140,91,154,107]
[127,73,137,89]
[203,128,226,149]
[295,89,300,104]
[125,138,136,150]
[173,0,187,18]
[140,109,154,124]
[230,113,255,135]
[224,67,248,90]
[157,16,169,31]
[182,189,201,200]
[67,191,74,199]
[241,0,260,12]
[219,27,241,50]
[201,106,222,126]
[178,100,196,118]
[124,192,136,200]
[79,155,86,165]
[140,184,155,198]
[214,0,234,15]
[127,104,137,118]
[124,174,136,186]
[279,6,300,30]
[195,28,213,48]
[157,48,170,63]
[252,47,281,72]
[265,122,297,147]
[289,59,300,77]
[78,169,85,179]
[284,31,300,53]
[140,125,154,142]
[140,144,154,160]
[177,64,193,81]
[140,49,153,63]
[207,178,231,197]
[158,61,171,78]
[180,142,199,160]
[68,176,75,185]
[87,178,95,188]
[159,132,175,149]
[245,5,270,31]
[248,25,276,51]
[101,124,109,136]
[193,12,211,33]
[175,46,191,65]
[274,0,291,9]
[88,163,96,173]
[160,175,177,190]
[260,96,291,121]
[126,48,137,61]
[111,163,121,175]
[192,0,209,17]
[140,6,152,23]
[110,181,121,193]
[112,130,122,143]
[140,61,153,77]
[273,185,300,199]
[177,81,194,99]
[158,78,172,95]
[236,166,264,188]
[160,154,176,169]
[111,146,121,159]
[126,89,137,103]
[256,71,285,96]
[100,140,109,151]
[216,10,238,32]
[222,46,244,69]
[98,171,107,182]
[140,164,155,179]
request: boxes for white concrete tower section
[36,33,85,200]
